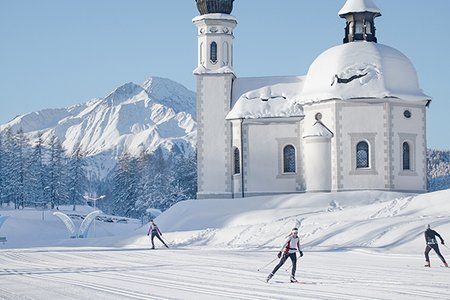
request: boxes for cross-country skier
[147,220,169,249]
[424,224,448,267]
[266,227,303,283]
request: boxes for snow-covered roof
[227,76,305,120]
[339,0,381,16]
[303,121,334,139]
[299,42,431,104]
[193,65,234,75]
[192,13,237,23]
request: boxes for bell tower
[193,0,237,199]
[339,0,381,43]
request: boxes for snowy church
[193,0,431,199]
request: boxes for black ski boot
[266,273,273,283]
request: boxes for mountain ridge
[0,76,197,179]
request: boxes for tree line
[0,128,197,219]
[427,149,450,192]
[0,128,86,210]
[1,126,448,217]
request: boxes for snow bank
[155,190,450,254]
[1,190,450,256]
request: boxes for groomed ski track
[1,247,449,300]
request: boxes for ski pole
[284,261,292,272]
[284,255,298,272]
[160,235,172,248]
[257,257,278,272]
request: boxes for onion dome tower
[193,0,237,199]
[196,0,234,15]
[339,0,381,43]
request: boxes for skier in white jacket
[266,227,303,283]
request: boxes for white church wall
[302,103,335,192]
[303,137,332,192]
[230,120,243,197]
[196,75,234,199]
[339,103,387,190]
[243,121,302,195]
[391,103,427,192]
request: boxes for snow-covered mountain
[0,77,197,179]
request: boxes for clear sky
[1,0,449,150]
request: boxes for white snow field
[1,190,450,299]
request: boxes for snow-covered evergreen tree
[26,132,47,206]
[67,147,87,211]
[108,149,197,218]
[427,149,450,191]
[8,129,28,209]
[112,152,140,218]
[47,135,68,208]
[0,132,5,206]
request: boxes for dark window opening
[404,110,412,118]
[210,42,217,63]
[403,142,411,170]
[356,141,369,168]
[283,145,296,173]
[233,148,240,174]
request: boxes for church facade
[193,0,431,199]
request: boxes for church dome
[299,42,430,104]
[196,0,234,15]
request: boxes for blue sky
[1,0,449,150]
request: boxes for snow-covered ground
[1,190,450,299]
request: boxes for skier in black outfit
[147,220,169,249]
[424,224,448,267]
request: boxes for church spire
[338,0,381,44]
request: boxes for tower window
[283,145,296,173]
[233,147,240,175]
[402,142,411,170]
[210,42,217,64]
[365,21,372,34]
[355,22,363,34]
[356,141,369,168]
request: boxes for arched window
[283,145,296,173]
[210,42,217,64]
[402,142,410,170]
[356,141,369,168]
[233,147,240,175]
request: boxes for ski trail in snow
[2,248,450,300]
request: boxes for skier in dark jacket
[147,220,169,249]
[424,224,448,267]
[266,228,303,283]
